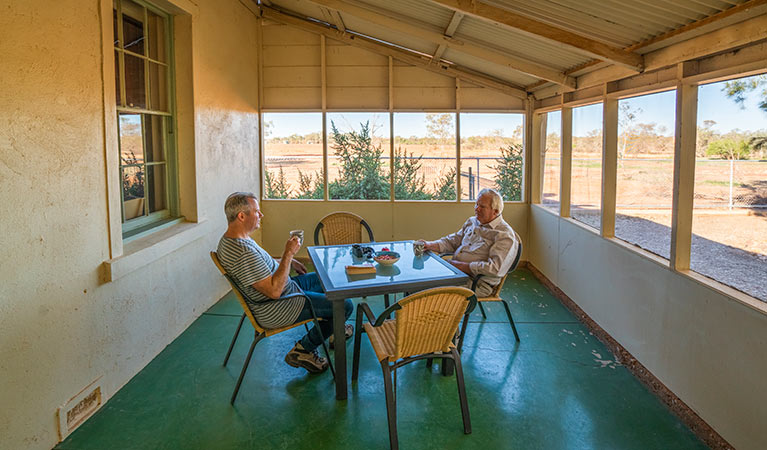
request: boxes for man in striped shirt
[217,192,353,374]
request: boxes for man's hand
[284,236,301,258]
[420,240,440,252]
[449,259,472,275]
[291,259,308,275]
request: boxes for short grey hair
[478,188,503,214]
[224,192,257,223]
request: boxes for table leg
[332,299,348,400]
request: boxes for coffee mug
[413,241,425,257]
[289,229,304,245]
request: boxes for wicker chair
[313,211,390,309]
[313,211,375,246]
[210,252,334,404]
[352,287,477,450]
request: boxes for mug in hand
[289,229,304,245]
[413,241,425,257]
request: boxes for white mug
[289,229,304,245]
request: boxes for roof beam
[261,6,529,99]
[428,0,644,72]
[432,11,464,62]
[302,0,575,89]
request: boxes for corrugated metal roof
[267,0,757,94]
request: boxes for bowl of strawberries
[373,249,400,266]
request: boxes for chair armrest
[374,302,403,327]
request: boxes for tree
[722,75,767,112]
[706,138,751,160]
[425,113,454,144]
[493,143,524,201]
[393,148,431,200]
[264,166,290,199]
[433,167,456,200]
[328,120,389,200]
[296,169,323,199]
[618,103,642,158]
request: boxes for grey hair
[224,192,257,223]
[478,188,504,214]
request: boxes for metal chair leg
[381,362,399,450]
[477,302,487,319]
[231,334,263,404]
[501,300,520,342]
[451,348,471,434]
[352,307,365,381]
[306,300,335,379]
[223,313,246,367]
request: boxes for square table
[307,240,469,400]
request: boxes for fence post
[476,158,480,195]
[468,166,474,200]
[729,159,734,210]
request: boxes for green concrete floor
[57,268,706,450]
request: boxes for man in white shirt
[422,188,518,297]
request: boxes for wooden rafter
[432,11,464,63]
[301,0,575,89]
[428,0,644,72]
[260,6,529,99]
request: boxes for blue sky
[264,76,766,139]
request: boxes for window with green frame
[114,0,178,239]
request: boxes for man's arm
[467,234,517,278]
[252,237,301,299]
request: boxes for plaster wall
[0,1,261,448]
[528,205,767,450]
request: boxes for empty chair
[210,251,333,404]
[313,211,375,246]
[352,287,477,450]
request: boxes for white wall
[0,1,261,448]
[528,205,767,450]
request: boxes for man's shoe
[284,342,328,374]
[329,324,354,349]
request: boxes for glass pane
[615,90,676,259]
[327,113,391,200]
[122,0,145,55]
[571,103,603,229]
[148,62,168,112]
[692,75,767,301]
[542,110,561,210]
[119,114,144,165]
[143,115,165,163]
[114,50,122,106]
[263,113,323,199]
[394,113,457,200]
[146,164,167,212]
[122,166,146,221]
[460,113,524,202]
[124,53,146,109]
[147,9,167,62]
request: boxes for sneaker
[285,342,328,374]
[329,324,354,349]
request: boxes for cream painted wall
[260,201,528,260]
[0,1,261,449]
[528,205,767,450]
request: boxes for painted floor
[57,268,707,450]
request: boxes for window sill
[102,220,212,283]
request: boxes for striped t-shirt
[217,236,305,329]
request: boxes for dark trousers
[292,272,353,351]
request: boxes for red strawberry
[382,247,389,251]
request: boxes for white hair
[478,188,503,214]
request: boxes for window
[327,112,391,200]
[262,113,323,199]
[393,113,457,200]
[460,113,524,202]
[615,91,676,258]
[693,75,767,301]
[114,0,176,238]
[541,110,561,210]
[571,103,603,229]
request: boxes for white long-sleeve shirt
[436,214,518,296]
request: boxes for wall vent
[57,379,103,441]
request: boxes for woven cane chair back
[314,212,374,245]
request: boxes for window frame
[113,0,179,240]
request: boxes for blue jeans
[292,272,353,351]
